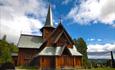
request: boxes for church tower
[40,5,55,40]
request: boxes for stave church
[16,5,83,69]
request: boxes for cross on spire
[59,16,62,23]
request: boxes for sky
[0,0,115,59]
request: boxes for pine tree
[74,37,88,68]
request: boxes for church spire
[44,4,53,27]
[40,4,55,40]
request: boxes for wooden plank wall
[74,56,82,68]
[17,49,25,65]
[17,48,38,66]
[56,56,82,68]
[56,56,73,68]
[39,56,82,68]
[40,56,55,68]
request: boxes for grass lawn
[16,66,37,70]
[16,67,115,70]
[89,67,115,70]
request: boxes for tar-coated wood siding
[43,27,54,40]
[55,56,82,68]
[39,56,55,68]
[38,56,82,68]
[74,56,82,68]
[17,48,39,65]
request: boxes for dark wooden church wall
[74,56,82,68]
[39,56,55,68]
[17,48,39,66]
[55,56,82,68]
[38,56,82,68]
[43,28,54,40]
[56,56,73,68]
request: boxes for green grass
[16,66,37,70]
[89,67,115,70]
[16,67,115,70]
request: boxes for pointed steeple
[40,4,55,40]
[44,4,53,27]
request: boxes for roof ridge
[21,34,42,37]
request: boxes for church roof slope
[38,46,62,56]
[18,34,43,49]
[68,45,82,56]
[38,45,82,56]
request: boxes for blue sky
[0,0,115,59]
[40,0,115,45]
[66,22,115,44]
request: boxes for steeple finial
[59,16,62,23]
[44,4,53,27]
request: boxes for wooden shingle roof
[18,34,43,49]
[37,45,82,56]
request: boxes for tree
[74,37,89,68]
[0,38,12,63]
[0,35,18,64]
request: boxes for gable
[55,32,73,48]
[46,23,74,46]
[58,23,74,44]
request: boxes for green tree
[0,35,18,64]
[74,37,89,68]
[0,38,11,63]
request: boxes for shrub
[0,62,15,70]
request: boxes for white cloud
[87,38,102,42]
[97,39,102,42]
[88,51,115,59]
[88,52,114,59]
[62,0,70,5]
[0,0,48,44]
[54,22,59,26]
[67,0,115,27]
[87,38,95,41]
[87,43,115,52]
[90,38,95,41]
